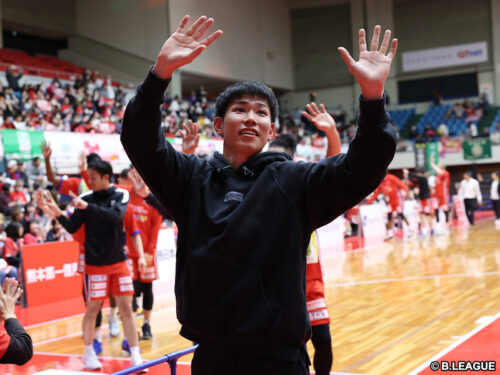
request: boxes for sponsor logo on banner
[402,42,488,72]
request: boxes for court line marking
[325,271,500,288]
[407,311,500,375]
[32,353,370,375]
[32,306,176,346]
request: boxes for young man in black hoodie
[121,15,397,375]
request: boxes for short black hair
[269,134,297,156]
[87,152,101,165]
[6,222,23,240]
[2,183,11,193]
[88,159,113,180]
[120,168,130,179]
[215,81,278,122]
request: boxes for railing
[111,345,198,375]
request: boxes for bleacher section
[388,108,415,131]
[416,105,468,135]
[0,48,84,80]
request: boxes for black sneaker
[141,322,153,340]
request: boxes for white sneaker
[131,351,148,373]
[83,352,102,370]
[109,315,121,337]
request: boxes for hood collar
[209,151,292,179]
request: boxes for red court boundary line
[409,311,500,374]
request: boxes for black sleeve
[57,208,85,234]
[6,256,19,268]
[84,189,129,223]
[302,96,397,229]
[0,318,33,365]
[121,69,198,221]
[145,193,174,221]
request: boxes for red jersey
[434,171,450,200]
[126,188,162,258]
[367,174,409,211]
[123,205,140,257]
[3,238,20,259]
[58,176,89,201]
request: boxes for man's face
[215,95,275,159]
[88,168,109,191]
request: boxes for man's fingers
[370,25,381,51]
[338,47,356,70]
[302,111,313,122]
[358,29,367,52]
[311,103,320,115]
[69,191,77,198]
[176,15,190,33]
[187,46,206,62]
[379,29,391,54]
[185,15,207,37]
[200,30,223,47]
[193,18,214,41]
[387,38,398,59]
[320,104,327,113]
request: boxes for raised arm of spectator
[429,155,444,175]
[78,151,91,188]
[302,103,341,157]
[121,15,222,220]
[41,142,62,188]
[178,119,200,155]
[0,278,33,365]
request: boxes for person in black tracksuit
[121,16,397,375]
[43,160,145,371]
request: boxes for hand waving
[41,141,52,160]
[0,278,23,320]
[338,25,397,100]
[129,168,150,198]
[153,15,223,79]
[178,120,200,155]
[302,103,336,135]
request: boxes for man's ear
[268,123,276,141]
[214,117,224,137]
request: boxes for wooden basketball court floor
[3,217,500,375]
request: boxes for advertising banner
[402,42,488,72]
[462,138,492,160]
[1,129,45,161]
[22,241,81,307]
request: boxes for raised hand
[153,15,223,79]
[129,168,150,198]
[78,150,87,172]
[178,120,200,155]
[41,141,52,160]
[302,103,336,135]
[338,25,397,100]
[0,278,23,320]
[69,191,88,210]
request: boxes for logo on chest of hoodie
[224,191,244,203]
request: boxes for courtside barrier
[111,345,198,375]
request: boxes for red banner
[21,241,81,307]
[441,137,463,154]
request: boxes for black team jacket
[121,71,396,361]
[57,186,129,266]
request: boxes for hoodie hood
[209,151,292,179]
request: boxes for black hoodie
[121,71,396,361]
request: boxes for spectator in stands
[490,129,500,145]
[424,124,437,139]
[437,123,449,137]
[5,65,23,92]
[10,208,24,225]
[23,219,44,245]
[46,219,72,242]
[5,160,19,180]
[468,123,478,138]
[481,127,490,138]
[3,222,23,272]
[409,125,418,139]
[0,184,13,213]
[15,162,29,187]
[9,180,29,206]
[24,157,45,187]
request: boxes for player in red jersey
[429,156,450,234]
[366,173,409,240]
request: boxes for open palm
[154,15,223,79]
[339,26,397,100]
[303,103,336,133]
